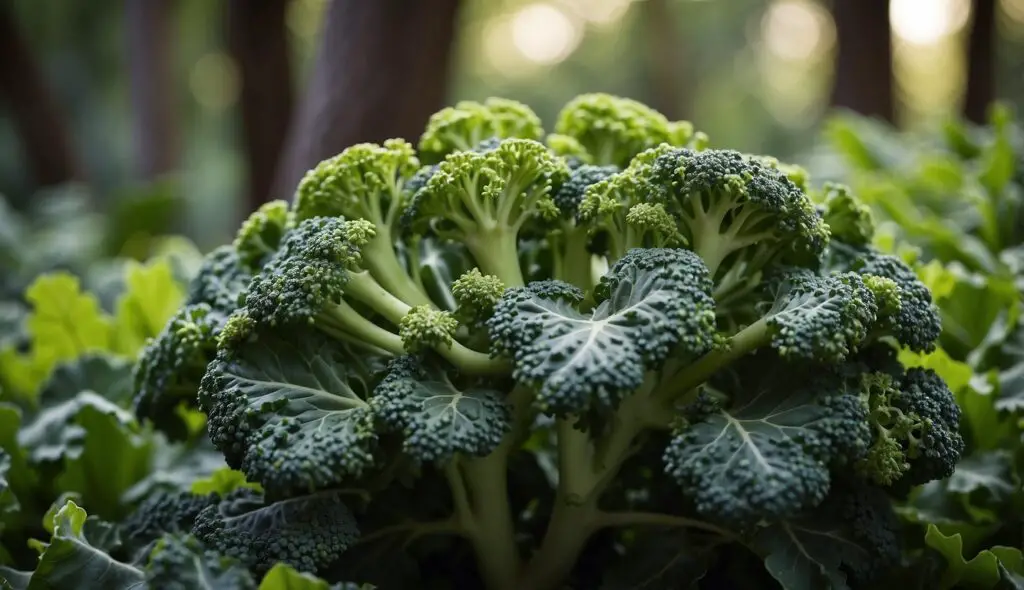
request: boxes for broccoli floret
[402,138,570,287]
[851,250,942,352]
[236,217,501,374]
[451,268,506,328]
[145,534,257,589]
[233,200,291,271]
[293,140,431,307]
[652,148,830,278]
[371,355,511,463]
[121,491,219,558]
[552,164,620,222]
[191,488,359,576]
[418,98,544,164]
[132,303,226,438]
[185,245,252,314]
[821,183,875,247]
[552,93,701,167]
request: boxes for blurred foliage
[4,0,1024,249]
[815,105,1024,589]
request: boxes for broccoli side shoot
[418,98,544,164]
[402,138,570,287]
[552,93,703,167]
[648,148,830,280]
[233,200,291,271]
[293,140,431,307]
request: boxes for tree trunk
[227,0,295,212]
[0,4,82,187]
[640,0,689,119]
[964,0,996,124]
[272,0,462,200]
[126,0,179,179]
[829,0,894,122]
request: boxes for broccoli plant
[129,94,962,590]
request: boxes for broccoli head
[126,93,961,590]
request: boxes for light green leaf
[0,501,145,590]
[925,525,1024,589]
[259,563,336,589]
[0,273,115,400]
[190,468,262,496]
[112,259,185,355]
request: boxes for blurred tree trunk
[273,0,462,200]
[227,0,294,211]
[830,0,894,122]
[126,0,179,179]
[0,4,82,187]
[964,0,996,124]
[640,0,689,119]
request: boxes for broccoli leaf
[663,365,867,525]
[372,356,510,463]
[112,258,186,355]
[599,530,711,590]
[489,248,716,416]
[200,330,380,496]
[0,501,145,590]
[39,354,133,407]
[146,534,257,590]
[191,488,360,575]
[750,487,899,590]
[925,525,1024,589]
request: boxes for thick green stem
[656,317,769,402]
[556,418,594,502]
[321,301,405,355]
[436,342,511,376]
[466,229,525,288]
[555,228,594,290]
[518,494,599,590]
[463,455,521,590]
[362,231,433,308]
[344,270,413,325]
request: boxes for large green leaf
[38,354,133,408]
[599,530,711,590]
[925,525,1024,589]
[371,356,510,463]
[0,501,145,590]
[111,259,185,355]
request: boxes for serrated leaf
[259,563,336,589]
[0,501,145,590]
[925,525,1024,589]
[947,451,1019,505]
[372,357,510,463]
[995,363,1024,412]
[145,534,255,590]
[190,468,262,496]
[38,354,133,408]
[17,392,152,520]
[112,259,185,355]
[0,273,114,400]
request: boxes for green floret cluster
[124,94,962,590]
